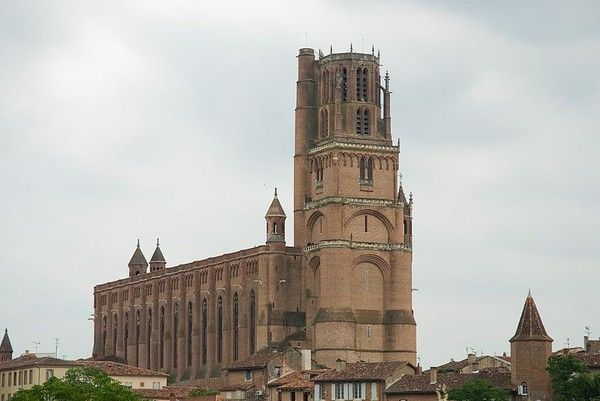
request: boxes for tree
[547,354,600,401]
[447,378,509,401]
[11,366,143,401]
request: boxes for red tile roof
[313,362,410,382]
[0,354,76,370]
[78,360,169,377]
[385,368,513,394]
[268,369,330,391]
[134,386,194,400]
[226,349,282,371]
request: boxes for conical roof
[510,291,552,342]
[150,239,165,263]
[128,240,148,267]
[1,329,13,353]
[265,188,286,218]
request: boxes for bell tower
[294,47,416,366]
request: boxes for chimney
[336,359,347,372]
[301,349,312,370]
[584,336,589,351]
[429,367,438,384]
[467,353,479,373]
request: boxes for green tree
[11,366,143,401]
[547,354,600,401]
[447,378,509,401]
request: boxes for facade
[92,46,416,380]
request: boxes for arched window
[342,68,348,101]
[249,290,256,354]
[201,299,208,365]
[520,382,528,395]
[367,157,373,181]
[320,109,328,137]
[216,296,223,363]
[356,109,370,135]
[135,309,140,366]
[187,302,193,367]
[360,157,366,180]
[113,315,118,355]
[325,70,330,102]
[123,312,129,361]
[102,316,107,353]
[159,306,165,369]
[147,308,152,368]
[233,293,239,361]
[362,68,368,101]
[173,302,178,368]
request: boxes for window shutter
[361,383,366,400]
[331,384,335,400]
[315,384,321,401]
[345,383,350,400]
[371,383,378,400]
[348,383,354,400]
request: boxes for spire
[150,238,166,263]
[265,188,286,218]
[510,292,552,342]
[397,173,407,203]
[0,329,13,353]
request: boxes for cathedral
[92,47,416,380]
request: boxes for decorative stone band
[304,240,411,253]
[308,140,398,155]
[314,307,416,325]
[305,196,404,210]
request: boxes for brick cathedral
[93,47,416,380]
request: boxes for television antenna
[54,338,60,358]
[32,340,40,353]
[585,326,591,337]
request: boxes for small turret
[265,188,286,243]
[149,238,166,272]
[0,329,13,362]
[128,239,148,278]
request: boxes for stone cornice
[304,196,404,211]
[304,240,411,253]
[308,140,398,156]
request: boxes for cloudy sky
[0,1,599,368]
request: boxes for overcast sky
[0,1,599,368]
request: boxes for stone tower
[0,329,13,363]
[510,291,553,401]
[128,239,148,278]
[294,47,416,366]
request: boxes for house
[219,348,305,400]
[267,369,329,401]
[0,353,77,400]
[77,359,168,390]
[385,367,513,401]
[435,353,511,374]
[312,361,417,401]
